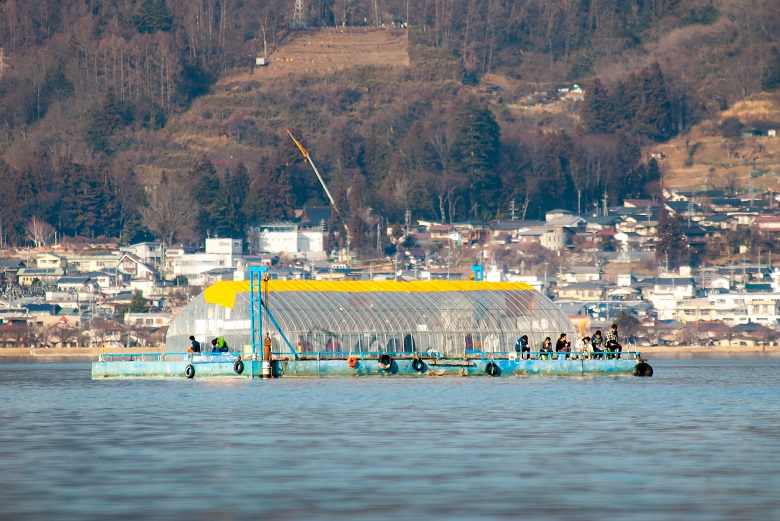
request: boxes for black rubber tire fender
[185,364,195,379]
[234,360,244,375]
[633,362,654,377]
[412,358,425,372]
[486,361,500,377]
[378,354,393,370]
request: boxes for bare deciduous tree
[139,177,195,246]
[25,216,55,249]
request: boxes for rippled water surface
[1,360,780,520]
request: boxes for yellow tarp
[203,279,535,309]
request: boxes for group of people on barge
[187,336,230,354]
[514,323,622,360]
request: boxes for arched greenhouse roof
[167,280,575,357]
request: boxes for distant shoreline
[1,346,780,362]
[639,346,780,360]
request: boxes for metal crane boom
[287,130,338,213]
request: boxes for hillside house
[0,260,25,285]
[555,281,611,301]
[55,276,98,296]
[65,253,121,273]
[752,215,780,233]
[252,222,326,261]
[36,253,66,270]
[16,268,65,286]
[541,227,575,251]
[116,253,159,281]
[121,242,164,267]
[559,266,603,283]
[124,312,173,327]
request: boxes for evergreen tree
[134,0,173,34]
[223,163,248,238]
[56,157,108,237]
[127,290,150,313]
[622,63,673,140]
[762,47,780,91]
[655,206,690,269]
[539,132,576,210]
[243,156,295,224]
[450,97,501,218]
[188,157,226,237]
[614,310,641,341]
[347,173,367,249]
[582,78,616,133]
[85,89,133,153]
[638,63,673,140]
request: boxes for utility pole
[376,221,381,256]
[509,199,516,220]
[688,201,692,228]
[602,190,608,217]
[292,0,306,28]
[0,48,7,79]
[577,190,582,214]
[405,209,411,238]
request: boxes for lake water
[1,360,779,520]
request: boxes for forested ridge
[1,0,780,255]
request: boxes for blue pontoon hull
[91,356,646,378]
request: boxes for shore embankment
[0,347,106,363]
[639,345,780,360]
[2,346,780,362]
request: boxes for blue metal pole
[249,266,267,358]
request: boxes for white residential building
[36,253,66,269]
[672,292,780,326]
[65,253,121,273]
[171,238,244,285]
[124,312,173,328]
[560,266,602,283]
[253,222,325,261]
[121,242,164,267]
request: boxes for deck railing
[269,349,641,361]
[99,350,240,362]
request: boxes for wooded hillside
[1,0,779,253]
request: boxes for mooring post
[262,333,273,379]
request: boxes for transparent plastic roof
[167,280,575,357]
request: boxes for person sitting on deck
[188,335,201,354]
[211,337,229,353]
[515,335,530,359]
[576,336,592,359]
[297,338,312,352]
[539,337,553,359]
[325,337,341,352]
[591,330,605,359]
[555,333,571,359]
[605,323,622,359]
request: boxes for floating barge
[92,267,653,379]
